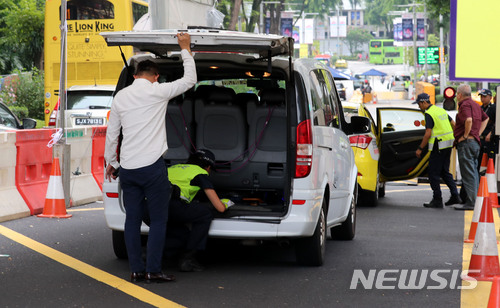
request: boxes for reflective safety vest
[168,164,208,203]
[425,105,454,151]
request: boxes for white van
[101,30,371,266]
[390,71,411,92]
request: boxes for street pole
[56,0,71,208]
[439,14,446,95]
[337,9,340,58]
[260,2,264,33]
[424,5,428,80]
[412,1,417,88]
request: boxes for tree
[364,0,395,36]
[0,0,44,73]
[344,28,372,55]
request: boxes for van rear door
[101,30,293,57]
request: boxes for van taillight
[349,135,372,149]
[295,119,313,178]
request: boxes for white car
[101,30,371,266]
[48,85,115,127]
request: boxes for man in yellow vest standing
[414,93,462,208]
[168,149,231,272]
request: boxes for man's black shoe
[179,258,205,272]
[423,199,443,208]
[145,272,176,283]
[454,204,474,211]
[130,272,145,283]
[445,194,462,206]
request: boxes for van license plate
[75,118,103,125]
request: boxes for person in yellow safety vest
[404,79,411,91]
[414,93,462,208]
[167,149,232,272]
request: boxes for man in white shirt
[104,32,197,283]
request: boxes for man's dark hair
[135,60,160,76]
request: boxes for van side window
[322,70,341,128]
[309,70,326,126]
[310,70,339,128]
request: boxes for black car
[0,101,36,130]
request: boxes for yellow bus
[43,0,148,126]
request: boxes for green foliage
[8,105,28,119]
[0,0,44,73]
[364,0,394,34]
[344,28,372,55]
[12,68,44,120]
[427,34,440,46]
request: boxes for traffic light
[442,87,456,110]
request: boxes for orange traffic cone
[488,276,500,308]
[465,180,486,243]
[486,158,499,208]
[465,176,500,281]
[480,153,489,175]
[38,157,72,218]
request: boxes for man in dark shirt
[478,88,497,161]
[453,84,489,210]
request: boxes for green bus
[369,39,404,65]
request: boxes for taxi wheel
[359,187,378,207]
[378,182,386,198]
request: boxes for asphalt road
[0,181,467,308]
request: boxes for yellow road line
[0,225,184,308]
[67,207,104,212]
[460,208,500,307]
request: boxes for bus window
[383,41,394,47]
[370,41,381,48]
[66,0,114,20]
[132,1,148,23]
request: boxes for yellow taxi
[335,58,348,69]
[342,102,432,207]
[342,101,382,206]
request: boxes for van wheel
[331,194,356,240]
[295,200,326,266]
[112,230,128,259]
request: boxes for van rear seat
[195,87,246,162]
[164,95,194,166]
[248,88,286,163]
[244,88,287,189]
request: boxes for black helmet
[189,149,216,170]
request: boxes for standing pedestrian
[478,88,497,162]
[414,93,461,208]
[104,32,197,282]
[453,84,489,210]
[361,80,372,102]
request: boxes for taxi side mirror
[350,115,371,134]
